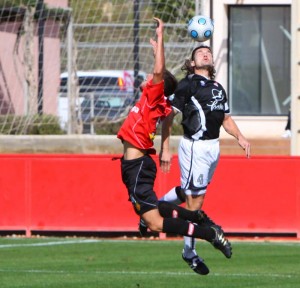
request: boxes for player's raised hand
[153,17,163,38]
[150,17,163,56]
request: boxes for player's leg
[178,137,208,274]
[139,198,217,237]
[141,208,231,258]
[141,208,212,240]
[157,201,205,223]
[160,186,185,204]
[182,236,209,275]
[182,194,208,275]
[179,138,223,274]
[122,155,226,249]
[140,186,184,236]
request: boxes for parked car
[58,70,146,131]
[79,90,135,133]
[59,70,146,93]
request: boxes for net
[0,0,202,134]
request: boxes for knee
[147,223,163,232]
[145,218,164,232]
[185,192,205,210]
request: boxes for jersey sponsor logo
[149,132,156,141]
[131,106,139,113]
[207,89,225,111]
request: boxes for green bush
[92,113,183,135]
[93,119,124,135]
[0,114,183,136]
[0,114,65,135]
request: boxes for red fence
[0,154,299,237]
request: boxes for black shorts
[121,155,158,216]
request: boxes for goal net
[0,0,203,135]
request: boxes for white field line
[0,239,298,279]
[0,238,299,249]
[0,268,295,279]
[0,239,162,249]
[0,239,100,248]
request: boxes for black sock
[158,201,199,222]
[162,218,215,241]
[175,186,186,203]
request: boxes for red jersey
[117,79,172,153]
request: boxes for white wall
[212,0,291,139]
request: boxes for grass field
[0,236,299,288]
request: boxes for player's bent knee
[147,223,163,232]
[142,208,164,232]
[143,217,164,232]
[146,218,164,232]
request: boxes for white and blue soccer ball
[187,15,214,42]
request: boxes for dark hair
[181,45,216,80]
[191,45,212,60]
[164,69,178,96]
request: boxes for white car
[58,70,146,130]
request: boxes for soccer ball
[187,15,214,42]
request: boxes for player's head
[164,69,178,96]
[191,45,213,61]
[139,70,177,96]
[182,45,216,79]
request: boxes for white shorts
[178,136,220,196]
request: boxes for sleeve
[145,80,164,106]
[223,87,230,114]
[168,77,190,112]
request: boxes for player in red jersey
[117,17,232,258]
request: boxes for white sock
[159,187,182,204]
[183,236,197,258]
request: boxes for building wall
[46,0,68,8]
[0,22,24,114]
[212,0,292,139]
[213,0,291,93]
[0,1,68,116]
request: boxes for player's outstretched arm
[222,114,251,158]
[151,17,164,84]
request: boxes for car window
[81,92,134,109]
[60,70,146,93]
[95,100,110,108]
[100,96,126,107]
[60,77,120,93]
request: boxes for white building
[204,0,294,141]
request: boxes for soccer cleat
[196,210,220,228]
[182,252,209,275]
[138,218,148,237]
[210,225,232,258]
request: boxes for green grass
[0,237,299,288]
